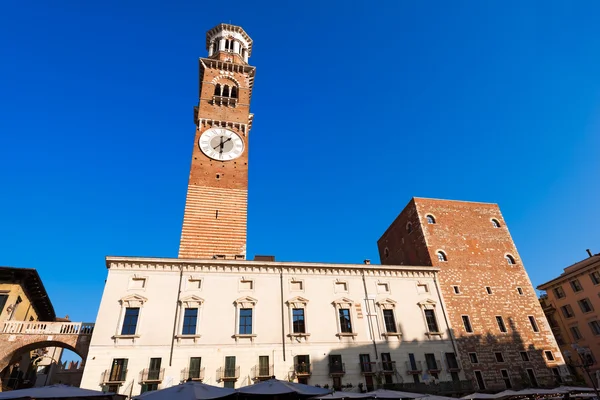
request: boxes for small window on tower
[384,248,390,259]
[406,223,413,233]
[437,251,448,262]
[491,219,501,228]
[505,255,516,265]
[222,85,230,97]
[214,84,221,96]
[231,86,238,99]
[426,215,436,224]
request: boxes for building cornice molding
[105,256,439,278]
[537,257,600,290]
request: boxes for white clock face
[199,128,244,161]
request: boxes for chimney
[364,259,371,265]
[587,249,593,258]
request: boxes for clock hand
[213,136,224,150]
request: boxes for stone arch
[210,75,241,88]
[0,335,90,379]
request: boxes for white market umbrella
[365,389,428,399]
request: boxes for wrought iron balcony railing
[405,360,422,374]
[140,368,165,382]
[217,366,240,381]
[360,362,377,375]
[251,364,274,380]
[380,361,397,373]
[294,363,312,376]
[328,362,345,376]
[102,368,127,383]
[181,367,205,381]
[426,359,442,373]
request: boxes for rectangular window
[590,271,600,285]
[545,351,555,361]
[578,298,594,313]
[188,357,201,380]
[290,280,303,291]
[570,325,583,341]
[339,308,353,333]
[446,353,459,369]
[239,308,253,334]
[223,381,235,389]
[517,287,524,295]
[495,352,504,363]
[520,351,529,361]
[424,309,440,333]
[147,358,161,381]
[552,367,562,384]
[121,308,139,335]
[425,353,438,371]
[141,383,158,393]
[0,294,8,316]
[528,316,540,332]
[360,354,373,373]
[496,316,507,333]
[526,368,539,387]
[469,353,479,364]
[417,284,429,294]
[383,309,397,333]
[292,308,306,333]
[474,370,486,390]
[182,308,198,335]
[561,304,575,318]
[485,286,492,295]
[589,320,600,336]
[501,369,512,389]
[553,286,566,299]
[109,358,128,382]
[462,315,473,333]
[224,356,236,379]
[259,355,270,377]
[570,279,583,292]
[453,286,460,294]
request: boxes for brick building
[537,251,600,387]
[378,198,566,390]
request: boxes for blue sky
[1,1,600,324]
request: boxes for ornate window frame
[417,299,443,338]
[376,298,402,338]
[332,297,357,338]
[114,294,147,341]
[176,295,204,342]
[286,296,310,340]
[233,296,257,342]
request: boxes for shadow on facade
[303,321,575,396]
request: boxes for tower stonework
[378,198,565,390]
[179,24,255,259]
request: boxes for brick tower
[378,198,565,390]
[179,24,255,259]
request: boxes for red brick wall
[378,198,563,390]
[178,57,254,259]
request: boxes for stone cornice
[105,256,439,278]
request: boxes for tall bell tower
[179,24,255,259]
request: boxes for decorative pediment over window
[119,294,147,307]
[376,298,397,310]
[332,297,354,308]
[417,298,437,310]
[286,296,309,308]
[234,296,258,308]
[179,295,204,307]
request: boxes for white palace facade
[80,257,465,396]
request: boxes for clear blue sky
[1,1,599,323]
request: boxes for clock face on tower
[199,128,244,161]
